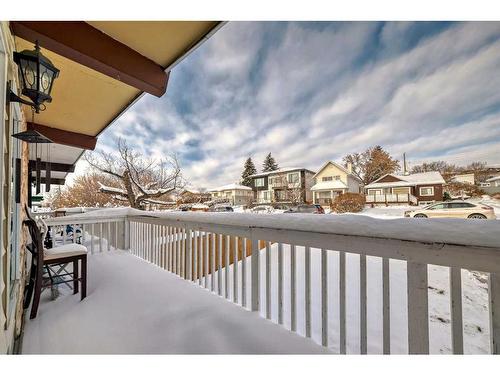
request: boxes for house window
[255,178,265,187]
[322,176,333,182]
[334,175,341,180]
[288,173,299,184]
[263,191,269,200]
[419,186,434,196]
[368,189,383,195]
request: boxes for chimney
[347,162,353,174]
[403,153,410,176]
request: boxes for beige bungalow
[310,161,362,207]
[208,183,253,205]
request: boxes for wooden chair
[23,206,88,319]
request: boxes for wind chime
[14,108,53,196]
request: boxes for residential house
[249,167,315,205]
[0,20,221,354]
[310,161,362,207]
[208,183,253,206]
[450,173,475,185]
[176,189,211,205]
[364,171,446,205]
[481,176,500,195]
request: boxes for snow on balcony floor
[22,250,328,354]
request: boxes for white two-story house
[310,161,362,207]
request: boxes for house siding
[413,184,443,202]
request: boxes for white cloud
[89,22,500,189]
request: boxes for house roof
[9,21,222,182]
[312,161,362,182]
[208,183,252,192]
[249,167,316,178]
[310,180,348,191]
[365,171,445,189]
[486,175,500,182]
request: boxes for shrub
[443,192,452,201]
[330,193,365,213]
[445,182,485,198]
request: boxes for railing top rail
[129,211,500,250]
[42,207,500,250]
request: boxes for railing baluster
[233,236,238,303]
[490,272,500,354]
[291,244,297,332]
[193,230,198,282]
[450,267,464,354]
[339,251,346,354]
[90,224,94,254]
[266,242,271,320]
[167,226,172,272]
[225,235,230,299]
[178,227,182,276]
[107,222,111,252]
[204,233,209,289]
[305,246,311,338]
[182,228,186,278]
[172,227,176,274]
[242,238,247,307]
[72,224,76,244]
[82,224,86,247]
[407,262,429,354]
[99,223,103,252]
[198,231,203,286]
[218,234,223,295]
[114,221,118,250]
[251,236,260,312]
[278,242,284,325]
[63,226,67,245]
[383,257,391,354]
[186,229,192,280]
[360,254,367,354]
[211,233,216,292]
[321,249,328,347]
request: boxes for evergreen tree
[262,152,279,172]
[241,157,257,187]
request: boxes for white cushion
[44,243,87,260]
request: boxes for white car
[251,205,274,214]
[404,201,496,219]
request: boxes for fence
[45,209,500,354]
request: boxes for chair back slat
[24,205,44,265]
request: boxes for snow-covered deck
[22,250,328,354]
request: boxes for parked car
[251,205,274,214]
[209,205,234,212]
[404,201,495,219]
[285,204,325,214]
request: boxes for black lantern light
[8,40,59,113]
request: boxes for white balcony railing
[366,193,418,205]
[44,208,500,354]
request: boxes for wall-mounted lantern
[8,40,59,113]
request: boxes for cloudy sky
[85,21,500,190]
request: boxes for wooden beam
[27,122,97,150]
[28,160,75,173]
[10,21,169,97]
[30,176,66,185]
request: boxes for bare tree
[272,172,305,204]
[85,138,184,210]
[343,145,400,184]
